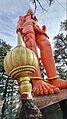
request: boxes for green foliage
[0,39,11,56]
[0,39,11,72]
[53,20,67,79]
[60,20,67,31]
[0,39,20,119]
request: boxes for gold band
[48,75,59,80]
[31,77,43,80]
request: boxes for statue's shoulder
[19,16,25,19]
[18,16,26,22]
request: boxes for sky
[0,0,66,48]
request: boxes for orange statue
[16,9,67,95]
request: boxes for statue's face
[27,9,34,16]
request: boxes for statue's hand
[32,80,60,95]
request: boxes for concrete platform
[34,89,67,109]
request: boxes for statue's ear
[42,25,46,32]
[19,16,22,18]
[34,16,38,21]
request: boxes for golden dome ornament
[4,32,38,99]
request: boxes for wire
[56,0,67,11]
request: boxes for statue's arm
[34,24,44,34]
[16,16,25,33]
[34,24,49,39]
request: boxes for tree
[0,39,19,119]
[60,20,67,31]
[30,0,54,12]
[0,39,12,98]
[0,39,11,72]
[53,20,67,79]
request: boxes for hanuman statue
[16,9,67,95]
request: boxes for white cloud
[0,0,66,48]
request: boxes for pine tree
[53,20,67,79]
[0,39,19,119]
